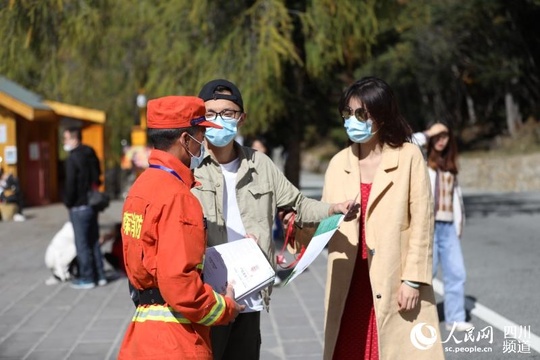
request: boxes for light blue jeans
[433,221,467,324]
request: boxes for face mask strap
[182,133,202,158]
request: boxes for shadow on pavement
[436,295,476,325]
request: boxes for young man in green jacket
[193,79,352,360]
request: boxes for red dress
[333,183,379,360]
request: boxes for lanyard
[276,212,306,270]
[149,164,184,183]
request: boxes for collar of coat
[199,141,259,187]
[148,149,196,187]
[344,143,400,219]
[202,141,254,166]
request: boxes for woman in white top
[414,122,472,332]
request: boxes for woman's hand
[425,123,448,138]
[397,282,420,312]
[329,200,359,221]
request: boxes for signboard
[4,146,17,165]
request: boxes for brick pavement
[5,174,539,359]
[0,199,327,360]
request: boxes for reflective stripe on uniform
[197,292,225,326]
[132,304,190,324]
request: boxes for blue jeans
[69,206,106,283]
[433,221,467,323]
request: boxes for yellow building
[0,76,106,206]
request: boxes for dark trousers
[211,311,261,360]
[69,206,105,283]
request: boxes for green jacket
[192,142,331,308]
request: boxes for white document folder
[203,238,276,301]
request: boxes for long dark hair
[427,121,459,174]
[338,76,412,147]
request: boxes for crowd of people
[34,76,471,360]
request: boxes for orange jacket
[119,149,236,359]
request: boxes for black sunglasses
[341,107,368,122]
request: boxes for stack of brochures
[203,238,276,301]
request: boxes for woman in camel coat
[321,77,444,360]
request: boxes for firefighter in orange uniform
[118,96,244,360]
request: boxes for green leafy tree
[141,0,381,185]
[0,0,106,95]
[0,0,383,183]
[10,1,538,182]
[356,0,540,141]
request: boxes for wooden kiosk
[0,76,106,209]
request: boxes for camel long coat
[321,143,444,360]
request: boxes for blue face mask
[205,117,238,147]
[344,117,377,143]
[187,134,206,170]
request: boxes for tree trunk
[466,94,477,125]
[505,92,522,137]
[283,65,304,188]
[282,0,307,189]
[284,130,301,188]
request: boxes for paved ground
[0,172,539,359]
[0,198,329,360]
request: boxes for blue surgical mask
[344,117,377,143]
[205,117,238,147]
[187,135,206,170]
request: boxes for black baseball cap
[198,79,244,112]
